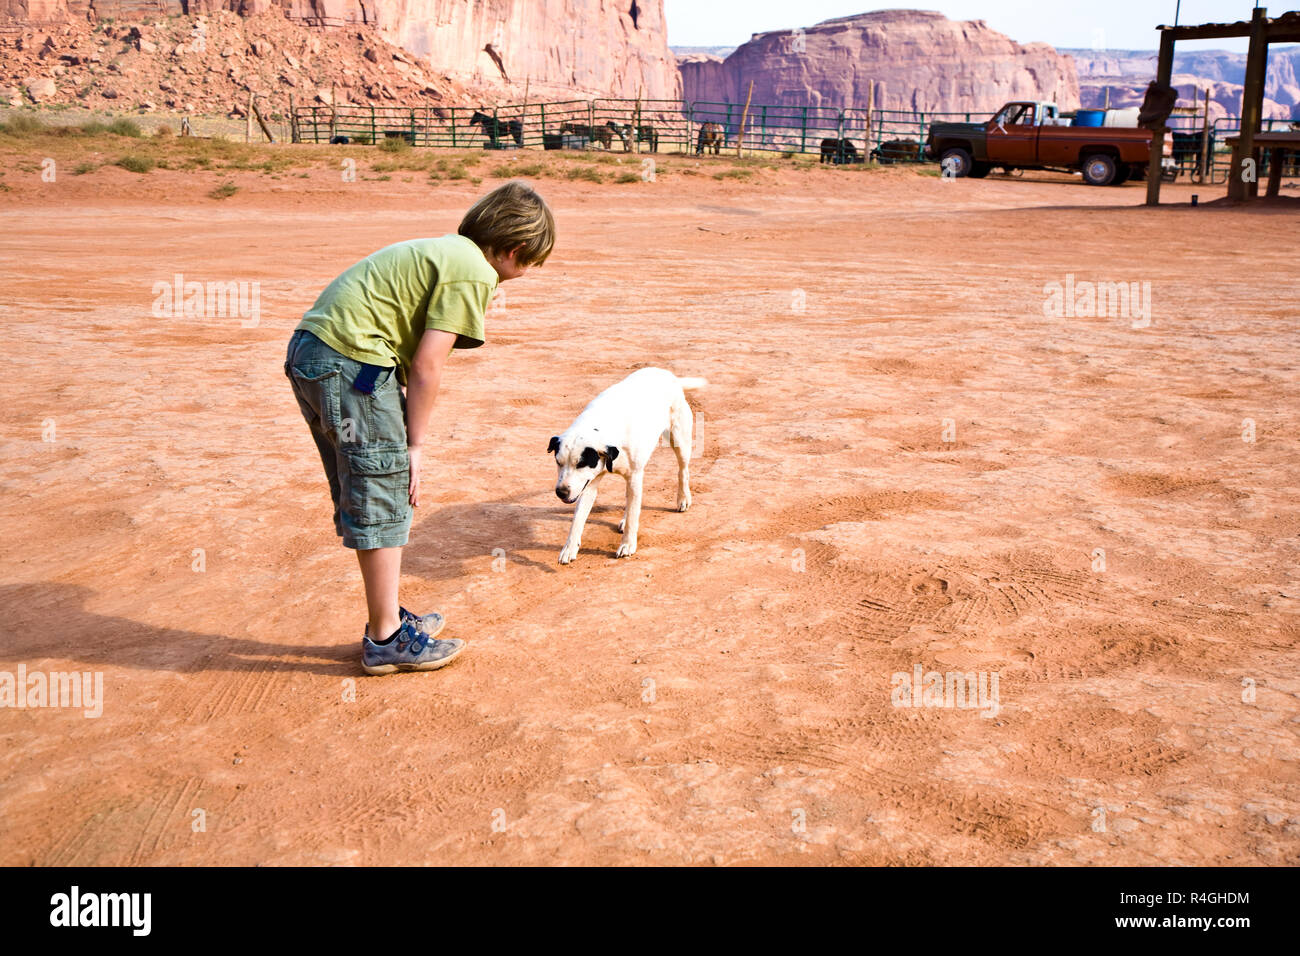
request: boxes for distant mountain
[671,46,738,59]
[1065,46,1300,121]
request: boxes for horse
[696,122,723,155]
[607,121,659,152]
[560,122,613,149]
[470,110,523,148]
[870,139,923,164]
[819,138,859,164]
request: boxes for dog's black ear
[605,446,620,472]
[547,436,560,454]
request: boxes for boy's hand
[404,329,456,509]
[408,445,422,507]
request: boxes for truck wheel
[940,147,973,178]
[1082,153,1117,186]
[969,161,992,178]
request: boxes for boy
[285,180,555,674]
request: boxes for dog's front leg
[558,482,599,564]
[616,470,644,558]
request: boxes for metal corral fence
[293,98,976,162]
[291,98,1293,179]
[1196,115,1298,183]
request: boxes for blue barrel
[1073,109,1106,127]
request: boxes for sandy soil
[1,149,1297,866]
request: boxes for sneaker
[400,606,445,639]
[362,616,465,675]
[362,607,446,642]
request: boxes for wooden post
[245,90,253,143]
[1144,28,1175,206]
[522,78,530,149]
[289,93,299,144]
[1266,142,1287,198]
[736,79,754,157]
[1198,87,1210,182]
[864,79,874,159]
[1230,7,1269,200]
[252,97,275,143]
[634,86,642,155]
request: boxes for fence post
[864,80,874,160]
[370,104,376,144]
[540,102,546,140]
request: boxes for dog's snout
[556,486,570,501]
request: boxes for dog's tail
[676,376,709,392]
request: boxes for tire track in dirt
[42,776,205,866]
[127,776,203,866]
[184,659,281,722]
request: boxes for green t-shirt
[297,234,498,383]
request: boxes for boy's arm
[404,328,458,507]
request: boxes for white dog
[549,368,707,564]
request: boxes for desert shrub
[493,162,544,178]
[378,135,410,153]
[615,171,640,184]
[566,165,604,183]
[106,118,142,137]
[116,155,155,173]
[0,114,44,135]
[209,180,238,199]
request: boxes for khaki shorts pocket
[344,446,410,526]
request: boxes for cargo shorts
[285,329,412,550]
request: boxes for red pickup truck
[925,101,1174,185]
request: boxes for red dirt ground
[1,149,1298,865]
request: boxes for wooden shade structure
[1146,7,1300,205]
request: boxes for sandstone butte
[678,10,1080,115]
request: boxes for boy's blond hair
[459,180,556,267]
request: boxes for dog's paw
[558,543,579,564]
[616,538,637,558]
[677,491,692,512]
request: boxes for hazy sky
[663,1,1260,53]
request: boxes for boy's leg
[357,546,402,641]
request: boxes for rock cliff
[1,0,679,100]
